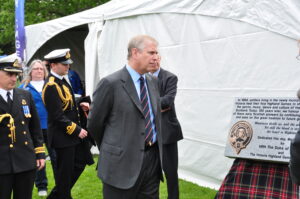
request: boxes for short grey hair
[127,35,158,60]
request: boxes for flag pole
[15,0,26,66]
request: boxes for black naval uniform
[0,88,45,199]
[42,74,93,199]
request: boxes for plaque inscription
[224,98,300,163]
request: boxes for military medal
[22,99,31,118]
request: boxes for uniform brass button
[7,124,11,127]
[23,131,26,135]
[8,134,11,137]
[9,144,13,148]
[22,121,25,125]
[25,141,28,145]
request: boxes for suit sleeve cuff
[66,122,81,136]
[66,122,77,135]
[35,146,46,159]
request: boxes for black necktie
[7,91,12,111]
[62,77,69,86]
[139,76,154,145]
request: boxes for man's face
[0,71,18,90]
[148,55,160,73]
[51,62,69,76]
[135,40,158,74]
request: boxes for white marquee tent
[25,0,300,189]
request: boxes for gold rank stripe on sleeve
[0,113,16,143]
[66,122,77,135]
[42,76,74,111]
[35,146,45,154]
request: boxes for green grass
[32,159,217,199]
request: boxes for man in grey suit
[149,55,183,199]
[87,35,163,199]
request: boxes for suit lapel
[121,67,143,115]
[11,88,21,116]
[0,94,9,113]
[158,68,164,80]
[158,68,165,95]
[146,74,158,116]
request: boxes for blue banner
[15,0,26,62]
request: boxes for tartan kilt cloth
[215,158,299,199]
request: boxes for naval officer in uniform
[42,49,93,199]
[0,54,45,199]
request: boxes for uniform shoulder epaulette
[47,76,56,86]
[42,77,57,104]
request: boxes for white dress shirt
[0,88,13,102]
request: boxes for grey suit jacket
[158,68,183,144]
[87,67,163,189]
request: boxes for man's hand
[78,129,88,139]
[36,159,45,170]
[80,102,90,112]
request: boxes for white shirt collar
[126,64,145,83]
[50,70,64,80]
[0,88,13,102]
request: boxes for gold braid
[42,77,74,111]
[0,114,16,143]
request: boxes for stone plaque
[224,97,300,163]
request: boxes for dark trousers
[35,129,57,191]
[0,169,36,199]
[47,144,85,199]
[103,144,161,199]
[163,143,179,199]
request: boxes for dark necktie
[140,76,154,145]
[62,77,70,87]
[7,91,12,111]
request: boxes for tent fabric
[84,21,104,95]
[31,29,87,78]
[25,7,105,61]
[26,0,300,61]
[25,0,300,189]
